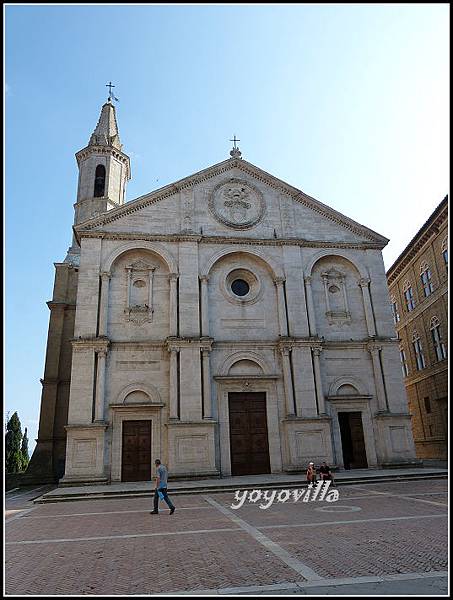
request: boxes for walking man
[150,459,176,515]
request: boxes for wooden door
[229,392,271,476]
[121,420,152,482]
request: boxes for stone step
[34,470,447,504]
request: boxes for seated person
[319,461,334,481]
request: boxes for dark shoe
[150,511,158,515]
[170,507,175,515]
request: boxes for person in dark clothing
[319,462,334,484]
[150,459,176,515]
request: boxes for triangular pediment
[74,157,388,246]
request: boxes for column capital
[100,271,111,279]
[367,341,383,353]
[168,272,179,282]
[278,339,294,353]
[311,345,323,356]
[359,277,371,287]
[304,275,312,285]
[274,277,286,286]
[199,275,209,283]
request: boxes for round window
[224,268,261,304]
[231,279,250,297]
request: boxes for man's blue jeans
[153,487,175,512]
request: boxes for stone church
[26,99,419,485]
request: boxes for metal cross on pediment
[230,135,240,149]
[106,81,119,102]
[229,135,242,158]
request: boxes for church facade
[27,100,419,485]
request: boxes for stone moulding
[214,375,279,381]
[75,229,385,250]
[327,395,373,402]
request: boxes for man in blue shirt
[150,459,176,515]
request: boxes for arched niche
[103,241,177,274]
[304,249,368,280]
[329,376,368,397]
[115,382,162,405]
[309,254,368,337]
[228,359,264,376]
[202,246,284,280]
[220,351,271,376]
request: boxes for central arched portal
[228,392,271,476]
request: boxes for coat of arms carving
[209,178,265,229]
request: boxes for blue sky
[5,4,449,452]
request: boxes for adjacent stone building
[387,197,448,461]
[26,100,419,485]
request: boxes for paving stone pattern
[5,480,448,595]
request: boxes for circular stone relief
[209,178,265,229]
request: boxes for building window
[420,263,434,297]
[441,237,448,267]
[94,164,106,197]
[412,331,426,370]
[390,296,400,324]
[424,397,431,414]
[399,347,409,377]
[430,316,447,361]
[231,279,250,297]
[403,282,416,312]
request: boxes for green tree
[5,412,23,473]
[20,427,29,471]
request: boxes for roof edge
[386,195,448,281]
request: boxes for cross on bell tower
[65,94,131,263]
[106,81,119,103]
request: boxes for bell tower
[66,95,131,263]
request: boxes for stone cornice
[214,375,279,381]
[65,424,109,430]
[403,359,448,386]
[70,337,399,352]
[387,197,448,283]
[75,145,131,179]
[71,337,110,353]
[73,196,122,210]
[392,282,448,330]
[327,395,373,401]
[166,337,214,351]
[109,403,165,409]
[110,341,165,351]
[73,157,387,244]
[47,301,70,310]
[75,229,384,250]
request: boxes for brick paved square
[264,518,448,579]
[5,480,448,595]
[5,531,302,595]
